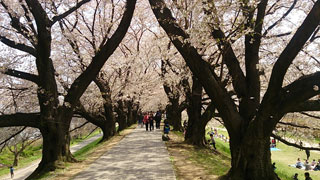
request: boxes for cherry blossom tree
[149,0,320,179]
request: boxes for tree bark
[115,100,128,131]
[224,127,278,180]
[185,77,204,145]
[27,108,74,179]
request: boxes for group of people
[293,158,320,171]
[139,111,162,131]
[292,172,313,180]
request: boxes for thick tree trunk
[126,100,134,127]
[185,77,205,145]
[116,100,127,131]
[224,128,278,180]
[26,109,74,180]
[166,99,183,131]
[100,120,116,142]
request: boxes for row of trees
[148,0,320,179]
[0,0,138,179]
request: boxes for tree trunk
[224,127,278,180]
[13,154,19,167]
[126,100,134,127]
[166,98,183,131]
[185,77,205,145]
[116,100,127,131]
[26,109,74,179]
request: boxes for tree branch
[278,121,320,131]
[263,0,297,36]
[64,0,137,107]
[272,133,320,151]
[0,36,36,56]
[149,0,242,137]
[281,72,320,113]
[0,113,40,128]
[50,0,91,26]
[0,127,26,152]
[264,1,320,99]
[3,68,39,85]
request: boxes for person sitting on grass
[295,158,303,169]
[305,160,312,171]
[313,161,320,171]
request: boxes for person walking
[9,166,14,179]
[149,112,154,131]
[154,111,162,129]
[143,113,149,131]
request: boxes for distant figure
[304,172,312,180]
[138,113,143,128]
[272,162,276,171]
[183,120,188,135]
[10,166,14,178]
[271,138,276,148]
[292,173,298,180]
[209,134,216,150]
[304,160,312,171]
[299,141,303,151]
[154,111,162,129]
[313,161,320,171]
[143,113,149,131]
[305,149,310,160]
[149,113,154,131]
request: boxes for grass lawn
[202,128,320,179]
[0,129,101,177]
[272,142,320,180]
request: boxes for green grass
[73,137,102,160]
[0,129,102,177]
[272,142,320,180]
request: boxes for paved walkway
[1,133,102,180]
[72,126,176,180]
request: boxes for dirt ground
[46,125,137,180]
[165,132,218,180]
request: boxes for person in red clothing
[143,113,149,131]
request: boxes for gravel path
[0,133,102,180]
[72,126,176,180]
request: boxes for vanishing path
[72,126,176,180]
[1,133,102,180]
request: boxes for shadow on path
[72,127,176,180]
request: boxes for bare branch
[0,36,36,56]
[272,133,320,151]
[50,0,91,26]
[4,68,39,85]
